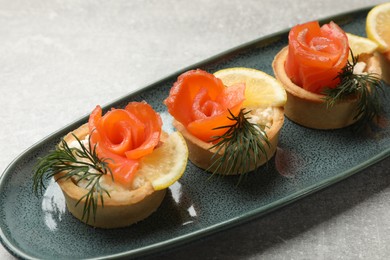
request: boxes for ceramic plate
[1,7,389,260]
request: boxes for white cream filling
[353,61,367,75]
[245,106,274,129]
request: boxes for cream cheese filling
[245,106,274,129]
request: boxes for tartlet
[272,21,382,130]
[273,47,380,129]
[55,124,166,229]
[34,101,188,229]
[164,69,285,175]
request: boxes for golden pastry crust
[174,106,284,174]
[272,47,381,130]
[55,124,166,228]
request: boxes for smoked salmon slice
[164,69,245,142]
[88,102,162,185]
[285,21,349,93]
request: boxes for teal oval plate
[1,7,390,260]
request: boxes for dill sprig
[323,50,384,132]
[33,134,113,223]
[207,108,270,178]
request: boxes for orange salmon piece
[285,21,349,93]
[165,69,245,142]
[88,102,162,185]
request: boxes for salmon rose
[285,21,349,93]
[88,101,162,184]
[164,69,245,142]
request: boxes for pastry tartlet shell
[54,124,166,229]
[174,106,284,174]
[272,47,361,130]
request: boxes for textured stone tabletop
[1,0,389,259]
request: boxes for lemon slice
[366,2,390,52]
[214,67,287,107]
[346,33,378,57]
[137,132,188,190]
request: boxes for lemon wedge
[346,33,379,57]
[366,2,390,52]
[214,67,287,107]
[137,132,188,190]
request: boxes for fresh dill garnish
[33,133,113,223]
[207,108,270,179]
[323,50,384,132]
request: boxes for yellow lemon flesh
[366,2,390,52]
[346,33,378,58]
[214,67,287,107]
[137,132,188,190]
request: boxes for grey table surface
[1,0,390,259]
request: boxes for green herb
[207,108,270,180]
[323,50,384,131]
[33,134,113,223]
